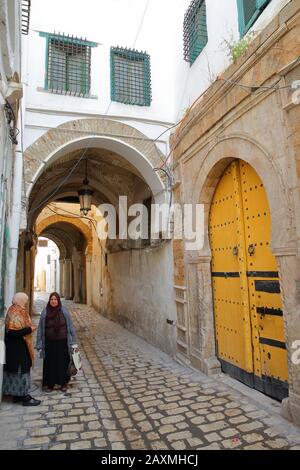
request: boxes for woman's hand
[31,325,37,333]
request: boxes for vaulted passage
[18,121,177,355]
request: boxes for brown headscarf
[46,292,66,339]
[5,293,34,363]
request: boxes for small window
[184,0,208,65]
[237,0,271,37]
[111,47,152,106]
[41,32,97,97]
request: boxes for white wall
[23,0,190,153]
[24,0,290,151]
[101,244,177,355]
[35,238,60,293]
[175,0,291,119]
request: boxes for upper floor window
[40,32,97,97]
[21,0,31,35]
[237,0,271,36]
[184,0,208,65]
[110,47,152,106]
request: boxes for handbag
[67,357,77,377]
[71,344,82,372]
[68,345,82,377]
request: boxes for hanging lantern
[78,158,94,216]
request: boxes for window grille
[43,33,96,97]
[111,47,152,106]
[183,0,208,65]
[237,0,271,36]
[21,0,31,35]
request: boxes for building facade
[0,0,28,397]
[11,0,300,426]
[171,0,300,425]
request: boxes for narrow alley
[1,294,300,451]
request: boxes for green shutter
[40,32,96,96]
[256,0,270,8]
[184,0,208,65]
[237,0,271,37]
[111,47,151,106]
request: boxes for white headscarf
[12,292,29,309]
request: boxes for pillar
[275,248,300,425]
[64,259,72,300]
[59,259,65,298]
[72,249,81,303]
[86,254,92,306]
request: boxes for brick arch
[39,232,67,259]
[36,215,92,256]
[24,118,166,203]
[192,134,293,254]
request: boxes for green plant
[223,32,256,63]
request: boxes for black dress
[42,311,70,388]
[2,328,32,397]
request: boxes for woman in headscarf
[2,293,41,406]
[36,292,77,393]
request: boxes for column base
[281,392,300,426]
[190,354,221,376]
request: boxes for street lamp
[78,158,94,216]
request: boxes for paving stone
[243,433,264,444]
[199,421,228,433]
[94,438,107,448]
[23,437,50,446]
[29,427,57,437]
[166,431,192,442]
[62,424,84,433]
[221,437,243,449]
[237,421,264,433]
[205,432,222,443]
[71,441,92,450]
[266,438,289,449]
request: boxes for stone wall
[171,0,300,424]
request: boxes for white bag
[71,345,82,372]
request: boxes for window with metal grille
[183,0,208,65]
[237,0,271,36]
[111,47,152,106]
[40,33,97,97]
[21,0,31,35]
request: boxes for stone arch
[36,215,92,256]
[24,118,167,204]
[39,232,67,259]
[192,134,293,255]
[183,133,296,386]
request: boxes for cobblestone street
[1,295,300,450]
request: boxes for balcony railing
[21,0,31,35]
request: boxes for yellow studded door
[209,160,288,400]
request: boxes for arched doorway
[34,237,60,294]
[209,159,288,400]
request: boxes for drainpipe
[6,145,23,307]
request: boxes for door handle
[248,244,255,256]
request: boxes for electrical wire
[133,0,151,48]
[104,0,151,116]
[28,145,90,216]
